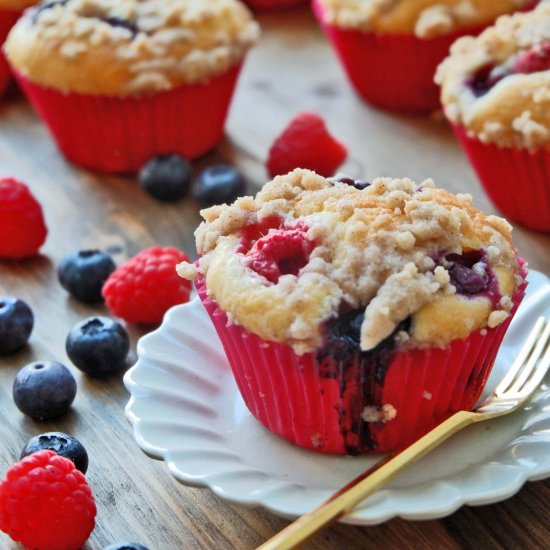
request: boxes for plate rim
[124,269,550,525]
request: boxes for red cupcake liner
[0,8,23,96]
[12,64,243,173]
[312,0,490,114]
[196,275,526,454]
[453,124,550,233]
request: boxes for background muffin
[178,169,526,454]
[313,0,537,114]
[242,0,306,10]
[5,0,260,173]
[437,3,550,232]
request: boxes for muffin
[0,0,37,95]
[177,169,526,454]
[4,0,260,173]
[312,0,538,114]
[437,3,550,232]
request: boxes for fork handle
[257,410,476,550]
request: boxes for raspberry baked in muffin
[178,169,526,454]
[0,0,37,95]
[313,0,538,113]
[437,3,550,232]
[4,0,260,173]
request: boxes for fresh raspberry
[513,41,550,74]
[102,246,192,324]
[0,450,96,550]
[244,224,315,283]
[0,178,47,259]
[266,112,348,178]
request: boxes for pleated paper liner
[0,8,22,96]
[312,0,492,114]
[196,275,526,455]
[12,64,242,174]
[453,124,550,233]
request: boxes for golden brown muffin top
[5,0,260,96]
[315,0,532,38]
[178,169,523,355]
[436,2,550,149]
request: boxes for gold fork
[258,317,550,550]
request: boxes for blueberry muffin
[4,0,260,172]
[313,0,537,113]
[178,169,526,454]
[436,2,550,231]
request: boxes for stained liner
[453,124,550,233]
[312,0,495,114]
[12,64,242,173]
[196,276,526,454]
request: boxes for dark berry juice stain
[332,176,371,190]
[32,0,69,22]
[100,16,140,36]
[317,308,410,454]
[466,64,505,98]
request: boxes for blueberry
[0,297,33,355]
[66,316,130,377]
[139,154,191,202]
[13,361,77,420]
[21,432,89,474]
[449,263,489,294]
[58,250,116,303]
[104,544,150,550]
[193,164,246,208]
[333,175,371,190]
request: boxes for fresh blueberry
[66,316,130,377]
[58,250,116,303]
[21,432,89,474]
[0,297,33,355]
[139,154,192,202]
[104,544,150,550]
[193,164,246,208]
[13,361,77,420]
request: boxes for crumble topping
[5,0,260,96]
[436,3,550,149]
[361,404,397,423]
[178,169,522,355]
[316,0,531,38]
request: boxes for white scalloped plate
[124,270,550,525]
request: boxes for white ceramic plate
[124,270,550,525]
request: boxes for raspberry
[244,224,315,283]
[0,450,96,550]
[0,178,47,259]
[102,246,192,324]
[513,41,550,75]
[266,112,348,178]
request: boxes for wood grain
[1,7,549,550]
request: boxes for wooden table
[1,7,550,550]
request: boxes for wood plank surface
[1,7,550,550]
